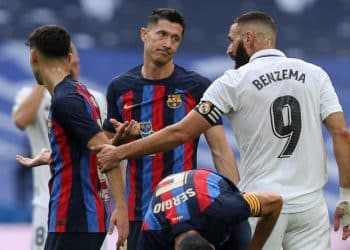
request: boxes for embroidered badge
[167,94,182,109]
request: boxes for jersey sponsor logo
[140,121,153,138]
[167,94,182,109]
[153,188,196,213]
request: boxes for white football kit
[13,86,107,250]
[202,49,342,250]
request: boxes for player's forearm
[248,192,283,250]
[106,167,127,209]
[117,123,192,160]
[333,130,350,188]
[248,209,280,250]
[13,85,46,129]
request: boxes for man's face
[142,19,183,66]
[226,23,250,69]
[70,49,80,80]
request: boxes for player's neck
[141,61,174,80]
[41,66,70,95]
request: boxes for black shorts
[44,232,106,250]
[127,221,142,250]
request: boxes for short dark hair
[147,8,185,35]
[178,234,213,250]
[234,11,276,34]
[27,24,71,58]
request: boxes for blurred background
[0,0,350,249]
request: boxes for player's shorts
[127,221,142,250]
[32,205,48,250]
[249,195,330,250]
[44,232,106,250]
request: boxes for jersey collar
[249,49,286,63]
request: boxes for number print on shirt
[270,95,302,158]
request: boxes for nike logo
[123,103,142,110]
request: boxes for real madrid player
[101,8,239,250]
[16,25,128,250]
[95,11,350,250]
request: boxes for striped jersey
[202,49,342,213]
[103,64,217,221]
[139,169,251,249]
[48,76,109,232]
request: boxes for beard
[232,41,250,69]
[33,70,44,85]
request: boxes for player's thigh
[44,232,106,250]
[32,205,48,250]
[249,213,287,250]
[127,221,142,250]
[283,198,330,250]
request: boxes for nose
[163,36,172,48]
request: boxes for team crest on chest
[167,94,182,109]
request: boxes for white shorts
[249,195,330,250]
[31,205,48,250]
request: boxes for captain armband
[242,193,262,217]
[194,101,223,125]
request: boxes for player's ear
[140,27,148,42]
[67,52,72,65]
[30,49,39,66]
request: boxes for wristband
[339,187,350,202]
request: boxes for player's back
[217,49,342,212]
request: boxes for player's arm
[87,132,129,248]
[95,109,211,171]
[204,125,240,184]
[243,192,283,250]
[12,84,46,130]
[324,112,350,239]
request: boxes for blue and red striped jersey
[48,76,110,232]
[139,169,251,249]
[103,65,221,221]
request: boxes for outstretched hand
[92,144,121,172]
[16,148,51,168]
[110,119,140,146]
[334,201,350,240]
[109,205,129,250]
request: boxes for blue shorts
[44,232,106,250]
[127,221,142,250]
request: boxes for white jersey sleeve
[319,70,342,120]
[202,70,240,114]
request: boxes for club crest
[167,94,182,109]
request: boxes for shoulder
[174,64,211,86]
[108,65,142,87]
[15,86,32,99]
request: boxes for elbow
[12,115,27,130]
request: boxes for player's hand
[109,205,129,249]
[92,144,121,172]
[16,148,51,168]
[110,119,140,146]
[334,201,350,240]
